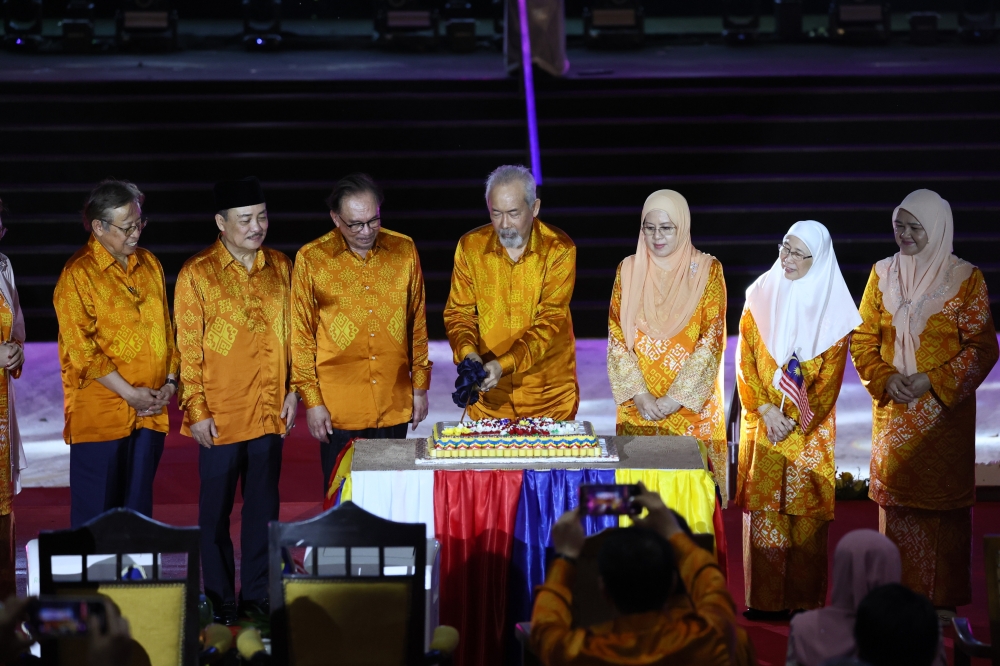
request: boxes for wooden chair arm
[951,617,993,658]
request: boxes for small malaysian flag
[778,352,814,430]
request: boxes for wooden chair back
[268,501,427,666]
[38,508,201,666]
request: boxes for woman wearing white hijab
[851,189,998,611]
[735,220,860,618]
[0,198,25,599]
[607,190,728,500]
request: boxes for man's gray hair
[485,165,536,208]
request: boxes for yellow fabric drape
[614,469,716,535]
[326,444,355,503]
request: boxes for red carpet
[725,501,1000,666]
[12,412,997,664]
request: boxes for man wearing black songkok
[174,177,297,624]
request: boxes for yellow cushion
[98,583,186,666]
[284,579,411,666]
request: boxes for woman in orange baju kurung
[735,220,860,617]
[851,189,998,610]
[607,190,728,501]
[0,201,26,599]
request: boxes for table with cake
[333,417,723,666]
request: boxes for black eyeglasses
[342,217,380,233]
[104,218,148,237]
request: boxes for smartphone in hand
[27,597,107,639]
[579,483,642,516]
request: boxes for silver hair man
[485,165,538,249]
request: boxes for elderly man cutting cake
[443,165,579,420]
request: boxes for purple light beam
[516,0,543,185]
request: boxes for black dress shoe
[238,598,270,619]
[214,601,239,626]
[742,607,792,621]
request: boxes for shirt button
[365,286,370,290]
[371,356,376,360]
[372,380,377,384]
[368,309,373,314]
[370,333,375,337]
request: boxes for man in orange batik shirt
[444,164,578,420]
[54,179,179,529]
[174,177,297,625]
[291,173,431,494]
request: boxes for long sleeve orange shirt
[174,238,292,445]
[530,533,754,666]
[443,220,579,420]
[53,235,179,444]
[290,229,431,430]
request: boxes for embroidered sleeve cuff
[296,384,325,410]
[78,354,118,389]
[184,396,212,424]
[667,346,719,413]
[497,350,519,377]
[411,367,432,392]
[607,339,648,405]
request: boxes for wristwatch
[165,377,178,388]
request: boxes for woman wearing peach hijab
[606,190,728,500]
[735,220,860,618]
[852,189,998,611]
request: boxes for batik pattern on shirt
[443,220,579,420]
[54,236,178,443]
[607,258,728,502]
[290,229,431,430]
[174,239,292,445]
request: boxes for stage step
[0,75,998,341]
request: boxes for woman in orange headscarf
[852,189,998,611]
[607,190,728,500]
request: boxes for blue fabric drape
[506,469,618,662]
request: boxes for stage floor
[2,40,999,83]
[16,337,1000,488]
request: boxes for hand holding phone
[27,597,107,640]
[579,484,642,516]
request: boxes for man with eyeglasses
[290,173,431,495]
[444,164,579,421]
[54,179,179,528]
[173,177,297,625]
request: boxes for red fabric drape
[713,492,729,579]
[434,469,524,666]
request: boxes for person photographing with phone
[529,484,754,666]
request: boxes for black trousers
[321,423,408,494]
[70,428,164,528]
[198,434,283,607]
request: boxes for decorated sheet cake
[427,417,602,458]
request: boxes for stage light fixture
[582,0,644,48]
[774,0,802,41]
[908,10,937,44]
[829,0,890,43]
[443,0,475,52]
[374,0,440,49]
[62,0,95,50]
[243,0,280,49]
[722,0,760,44]
[115,0,178,50]
[3,0,44,51]
[959,0,996,42]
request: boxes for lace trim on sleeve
[607,336,648,405]
[666,344,719,413]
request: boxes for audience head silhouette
[855,583,938,666]
[597,527,679,615]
